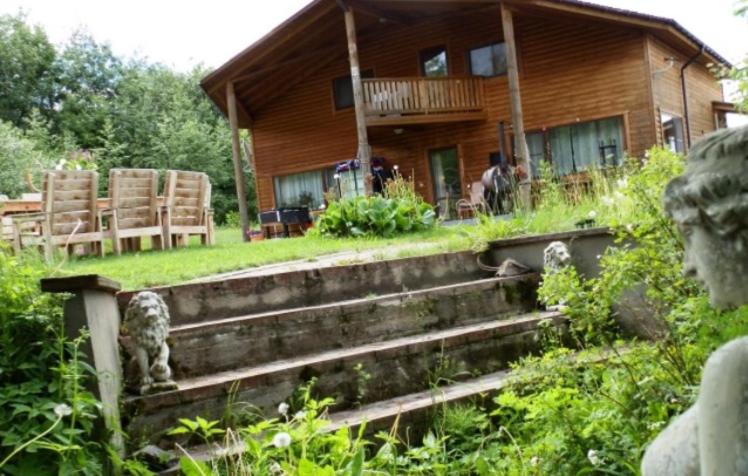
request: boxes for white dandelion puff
[272,432,292,448]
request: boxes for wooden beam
[501,3,531,210]
[226,81,251,241]
[343,6,373,196]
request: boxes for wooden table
[0,197,167,216]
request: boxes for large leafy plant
[316,176,436,238]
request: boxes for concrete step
[168,274,540,379]
[125,311,566,442]
[118,251,487,326]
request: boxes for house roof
[201,0,731,128]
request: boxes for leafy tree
[0,13,57,127]
[56,31,123,148]
[731,0,748,111]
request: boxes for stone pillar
[41,275,125,456]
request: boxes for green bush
[0,245,104,475]
[0,120,54,198]
[316,177,436,238]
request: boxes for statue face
[681,222,748,310]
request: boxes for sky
[2,0,747,72]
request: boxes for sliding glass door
[429,147,462,219]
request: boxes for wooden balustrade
[362,76,486,125]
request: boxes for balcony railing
[362,76,486,126]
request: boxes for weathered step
[327,369,512,434]
[125,311,566,442]
[118,251,487,326]
[168,274,539,379]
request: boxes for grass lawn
[60,226,476,290]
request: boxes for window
[661,112,685,153]
[332,70,374,110]
[548,117,624,175]
[420,46,448,77]
[469,43,507,77]
[429,147,462,218]
[514,116,625,176]
[273,170,325,209]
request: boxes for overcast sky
[1,0,746,72]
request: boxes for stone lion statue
[543,241,572,273]
[122,291,176,395]
[642,125,748,475]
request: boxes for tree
[0,13,57,127]
[56,31,123,148]
[733,0,748,111]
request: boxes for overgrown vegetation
[0,13,253,222]
[131,148,745,475]
[0,245,107,475]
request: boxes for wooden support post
[501,3,532,210]
[343,5,373,196]
[226,81,251,241]
[41,275,125,457]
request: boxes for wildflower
[588,210,597,219]
[626,224,634,233]
[54,403,72,418]
[272,432,292,448]
[269,460,284,475]
[294,411,307,420]
[616,177,628,189]
[601,195,614,207]
[277,402,289,416]
[614,190,625,201]
[530,456,540,466]
[587,449,601,466]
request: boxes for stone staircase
[118,251,567,445]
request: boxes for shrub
[0,120,54,198]
[0,245,104,475]
[316,177,436,238]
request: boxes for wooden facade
[202,0,729,212]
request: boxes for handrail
[362,76,485,116]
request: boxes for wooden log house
[201,0,732,215]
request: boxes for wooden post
[226,81,251,241]
[41,275,125,457]
[501,3,532,210]
[343,5,373,196]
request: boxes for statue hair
[663,125,748,242]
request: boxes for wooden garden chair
[12,170,106,261]
[108,168,165,255]
[456,181,488,219]
[162,170,215,248]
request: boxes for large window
[469,43,507,77]
[273,170,326,209]
[332,70,374,110]
[661,112,685,153]
[515,116,625,176]
[420,46,448,77]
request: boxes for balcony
[362,76,487,127]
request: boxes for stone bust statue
[642,124,748,475]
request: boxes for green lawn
[60,226,475,290]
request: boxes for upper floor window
[420,46,448,77]
[332,70,374,110]
[469,42,507,77]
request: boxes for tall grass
[469,161,638,250]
